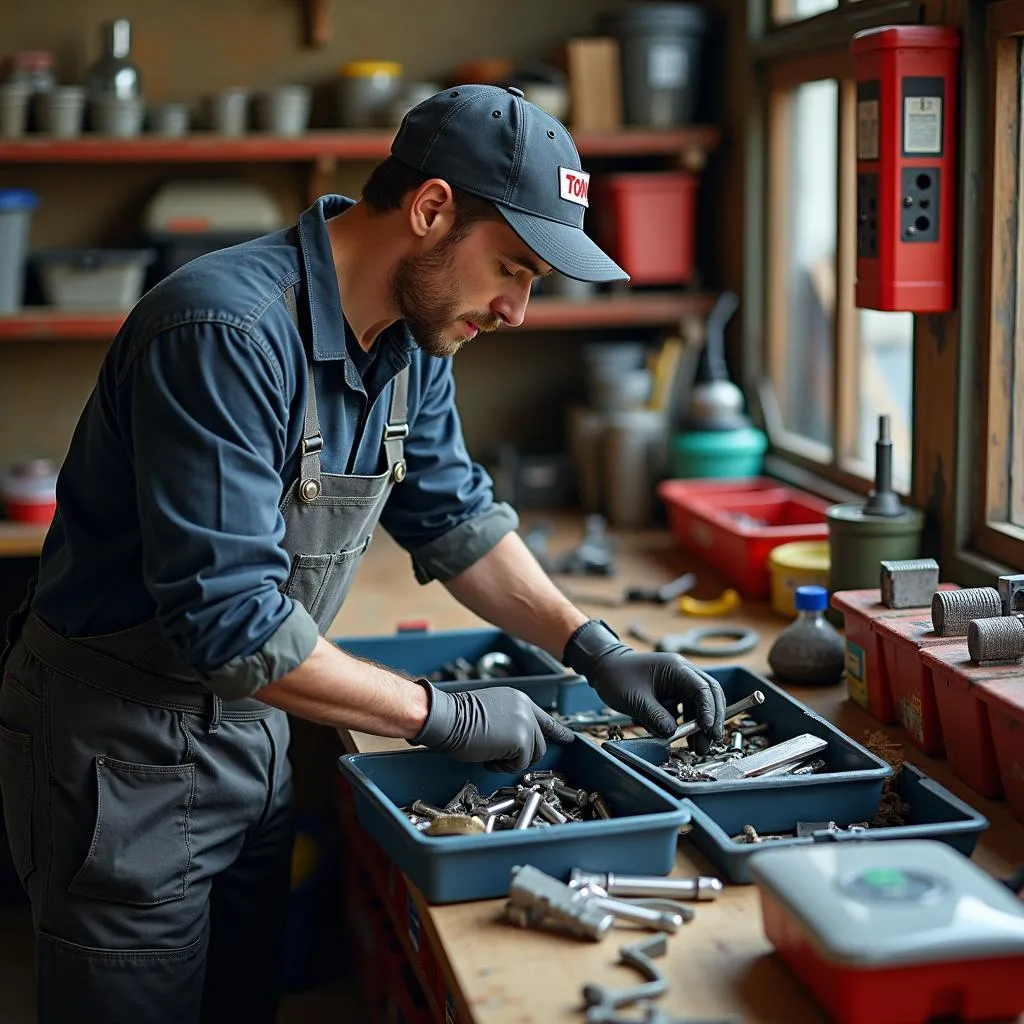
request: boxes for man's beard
[389,233,498,358]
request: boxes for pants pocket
[0,720,35,883]
[69,757,196,906]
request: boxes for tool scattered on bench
[529,514,618,576]
[628,622,759,659]
[570,869,723,902]
[567,572,698,609]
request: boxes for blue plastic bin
[683,764,989,884]
[334,626,603,715]
[335,736,690,904]
[604,666,892,830]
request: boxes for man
[0,85,725,1023]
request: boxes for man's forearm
[443,531,590,660]
[256,635,429,737]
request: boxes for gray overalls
[0,291,409,1024]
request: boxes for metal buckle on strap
[301,433,324,456]
[384,422,409,441]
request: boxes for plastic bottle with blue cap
[767,584,846,685]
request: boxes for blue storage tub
[336,736,691,904]
[683,764,990,884]
[334,626,603,715]
[604,666,892,830]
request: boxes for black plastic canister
[598,4,709,126]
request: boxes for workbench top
[332,513,1024,1024]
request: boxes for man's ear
[407,179,456,241]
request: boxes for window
[772,0,839,26]
[977,2,1024,567]
[761,46,914,494]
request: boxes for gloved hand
[564,619,726,753]
[412,683,575,772]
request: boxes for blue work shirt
[32,196,517,698]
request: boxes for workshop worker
[0,85,726,1024]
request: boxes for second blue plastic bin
[604,666,892,831]
[334,626,603,714]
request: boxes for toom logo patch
[559,166,590,207]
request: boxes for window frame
[975,0,1024,569]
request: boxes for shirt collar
[296,194,417,364]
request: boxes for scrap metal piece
[504,864,614,941]
[590,792,613,820]
[667,690,765,745]
[879,558,940,609]
[968,615,1024,664]
[513,788,543,829]
[570,869,723,902]
[426,814,486,837]
[475,651,514,679]
[581,933,669,1022]
[932,587,1002,636]
[703,733,827,780]
[998,574,1024,616]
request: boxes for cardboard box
[566,37,622,131]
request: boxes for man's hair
[361,156,503,238]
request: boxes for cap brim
[497,207,629,284]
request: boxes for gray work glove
[564,619,726,753]
[412,683,575,772]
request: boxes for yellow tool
[678,588,741,617]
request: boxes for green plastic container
[669,427,768,479]
[826,502,925,596]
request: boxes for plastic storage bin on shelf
[335,737,690,904]
[980,678,1024,824]
[603,666,891,831]
[681,764,988,884]
[830,586,959,724]
[31,248,155,309]
[873,615,959,755]
[921,643,1022,798]
[333,626,600,715]
[657,477,830,599]
[589,172,699,285]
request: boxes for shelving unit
[0,125,722,556]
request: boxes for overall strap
[383,366,410,483]
[284,285,324,502]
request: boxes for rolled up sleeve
[379,355,518,583]
[123,321,310,692]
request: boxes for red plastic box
[921,644,1022,799]
[873,616,958,755]
[589,172,699,284]
[980,678,1024,825]
[658,477,830,599]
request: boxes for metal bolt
[410,800,444,819]
[514,789,543,829]
[668,690,766,745]
[590,792,613,820]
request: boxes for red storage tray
[658,477,830,599]
[921,644,1021,799]
[589,171,699,285]
[979,678,1024,825]
[873,616,958,755]
[759,889,1024,1024]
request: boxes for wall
[0,0,745,469]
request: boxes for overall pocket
[283,536,371,627]
[0,720,35,884]
[69,757,195,906]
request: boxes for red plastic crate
[758,889,1024,1024]
[920,644,1021,799]
[979,678,1024,825]
[589,171,699,285]
[873,615,958,755]
[830,586,959,724]
[658,477,830,599]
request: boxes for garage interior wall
[0,0,746,471]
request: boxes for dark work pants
[0,637,295,1024]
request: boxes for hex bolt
[410,800,444,819]
[514,789,543,829]
[668,690,766,744]
[553,783,590,809]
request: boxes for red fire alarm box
[851,26,960,313]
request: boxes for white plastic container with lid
[31,249,156,309]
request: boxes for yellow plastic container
[768,540,830,618]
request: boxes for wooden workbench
[330,513,1024,1024]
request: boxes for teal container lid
[670,426,768,456]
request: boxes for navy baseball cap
[390,84,628,283]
